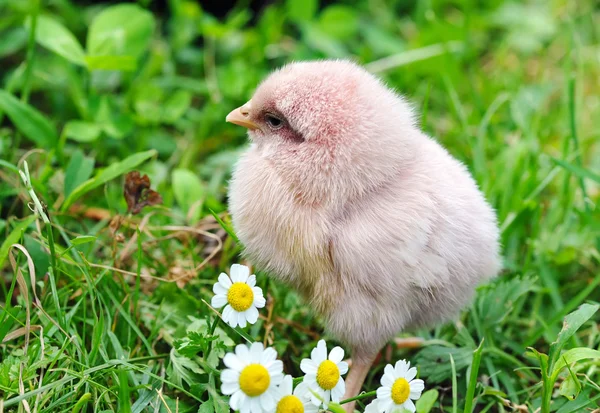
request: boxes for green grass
[1,0,599,412]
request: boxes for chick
[226,60,501,410]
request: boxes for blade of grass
[464,339,484,413]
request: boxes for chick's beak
[226,101,258,130]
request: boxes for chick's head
[226,60,419,207]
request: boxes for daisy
[300,339,348,408]
[211,264,266,328]
[364,400,379,413]
[374,360,424,413]
[273,375,319,413]
[220,342,284,413]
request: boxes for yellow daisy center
[316,360,339,390]
[227,282,254,312]
[276,395,304,413]
[239,364,270,397]
[391,378,410,405]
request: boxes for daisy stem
[339,390,377,405]
[205,315,221,360]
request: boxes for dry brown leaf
[124,171,163,215]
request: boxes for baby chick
[226,60,501,411]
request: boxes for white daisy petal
[280,375,294,396]
[211,294,228,309]
[226,307,239,327]
[229,265,241,282]
[218,273,232,288]
[253,289,266,308]
[304,402,319,413]
[240,402,251,413]
[260,391,276,412]
[235,343,250,359]
[384,364,396,379]
[313,340,328,363]
[303,373,317,387]
[213,282,228,295]
[250,396,261,413]
[381,372,395,387]
[402,398,416,412]
[270,372,284,386]
[405,367,417,382]
[231,264,250,282]
[245,306,259,325]
[309,392,322,407]
[230,390,244,410]
[322,390,331,407]
[222,305,234,325]
[331,378,345,401]
[377,398,393,413]
[364,400,379,413]
[395,360,409,377]
[337,361,349,375]
[409,379,425,396]
[329,346,345,363]
[377,386,391,399]
[300,359,318,374]
[267,360,283,376]
[224,353,246,371]
[260,347,277,365]
[221,381,239,395]
[249,342,264,361]
[293,381,309,397]
[247,274,256,287]
[221,369,239,383]
[238,312,247,328]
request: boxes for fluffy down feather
[227,58,500,379]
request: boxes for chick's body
[227,60,500,402]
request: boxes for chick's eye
[265,114,283,130]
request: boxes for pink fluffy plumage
[226,59,501,411]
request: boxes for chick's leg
[342,354,376,413]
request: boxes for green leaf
[300,22,347,58]
[25,15,86,66]
[209,209,239,244]
[71,393,92,413]
[85,55,137,72]
[0,160,19,175]
[0,216,36,270]
[93,96,135,139]
[0,90,58,148]
[551,348,600,380]
[172,168,205,222]
[70,235,97,246]
[0,27,28,58]
[464,339,484,413]
[61,150,157,211]
[167,348,204,387]
[551,157,600,184]
[548,303,599,369]
[326,403,346,413]
[318,6,358,39]
[414,345,473,383]
[118,367,132,413]
[556,390,600,413]
[285,0,317,22]
[416,389,439,413]
[162,90,192,123]
[87,4,155,58]
[476,275,537,326]
[63,121,102,143]
[64,149,95,197]
[558,363,581,401]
